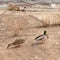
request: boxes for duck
[7,39,25,48]
[34,31,49,42]
[21,7,26,12]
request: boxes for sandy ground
[0,10,60,60]
[0,27,60,60]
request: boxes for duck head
[44,31,47,35]
[44,31,49,38]
[20,39,25,43]
[22,40,25,43]
[24,7,26,8]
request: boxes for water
[0,4,7,8]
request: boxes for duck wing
[36,36,45,41]
[35,35,43,40]
[12,40,21,45]
[36,35,48,41]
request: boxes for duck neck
[45,34,49,38]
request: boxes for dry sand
[0,10,60,60]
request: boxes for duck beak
[7,44,11,48]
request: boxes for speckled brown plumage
[7,39,25,48]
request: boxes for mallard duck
[34,31,48,42]
[7,39,25,48]
[21,7,26,12]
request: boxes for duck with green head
[34,31,49,41]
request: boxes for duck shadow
[31,42,44,46]
[7,45,22,49]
